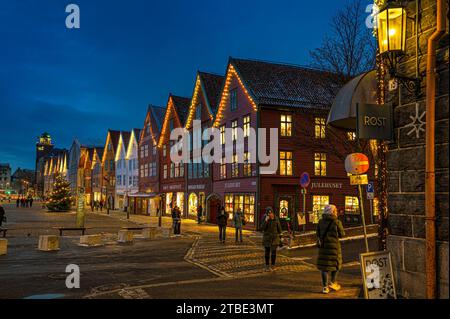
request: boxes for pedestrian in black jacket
[217,205,228,243]
[261,207,282,272]
[0,205,5,227]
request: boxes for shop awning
[127,192,158,198]
[327,70,378,130]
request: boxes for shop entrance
[207,194,220,224]
[278,196,294,231]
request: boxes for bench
[54,227,89,236]
[0,228,7,238]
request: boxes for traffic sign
[350,174,369,185]
[367,192,374,200]
[367,182,374,193]
[300,172,310,188]
[345,153,370,175]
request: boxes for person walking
[316,204,345,294]
[172,205,181,235]
[99,199,104,212]
[197,204,203,224]
[217,205,227,243]
[0,204,5,227]
[261,207,282,272]
[233,207,244,243]
[29,197,33,208]
[16,197,20,208]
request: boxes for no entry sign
[345,153,370,175]
[300,172,310,188]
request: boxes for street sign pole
[302,188,306,232]
[358,184,370,253]
[370,199,374,224]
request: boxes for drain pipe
[425,0,445,299]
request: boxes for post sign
[76,187,85,228]
[300,172,310,188]
[345,153,370,175]
[360,251,397,299]
[356,103,394,140]
[367,181,374,199]
[350,174,369,185]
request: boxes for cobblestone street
[0,204,373,299]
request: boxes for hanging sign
[345,153,370,175]
[350,174,369,185]
[360,251,397,299]
[356,103,394,140]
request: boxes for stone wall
[386,0,449,298]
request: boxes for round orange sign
[345,153,370,175]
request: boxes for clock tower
[35,132,54,195]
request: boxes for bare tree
[309,0,376,79]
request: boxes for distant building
[11,168,35,195]
[42,149,68,197]
[0,163,12,193]
[35,132,54,196]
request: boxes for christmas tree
[46,174,72,212]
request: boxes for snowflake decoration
[405,103,426,139]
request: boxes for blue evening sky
[0,0,371,171]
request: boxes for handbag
[316,220,334,248]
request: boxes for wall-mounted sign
[297,212,306,225]
[310,182,343,189]
[356,103,394,140]
[360,251,397,299]
[350,174,368,185]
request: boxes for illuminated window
[179,160,184,177]
[312,195,329,222]
[163,144,167,157]
[152,144,157,155]
[195,104,201,120]
[231,154,239,177]
[243,115,250,137]
[280,115,292,137]
[314,153,327,176]
[170,163,175,178]
[230,88,237,111]
[232,120,238,141]
[188,193,198,216]
[345,196,360,215]
[279,151,293,176]
[347,131,356,141]
[220,125,225,145]
[243,152,251,177]
[225,194,255,223]
[163,164,167,179]
[279,200,289,219]
[220,157,226,179]
[315,117,326,139]
[225,194,234,218]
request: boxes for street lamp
[376,2,421,96]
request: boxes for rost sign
[345,153,369,175]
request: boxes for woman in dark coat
[316,204,345,294]
[261,207,282,271]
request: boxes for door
[208,198,219,224]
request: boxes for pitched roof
[95,147,104,160]
[121,131,131,150]
[230,57,341,109]
[133,128,141,141]
[108,130,121,152]
[170,95,191,124]
[150,105,167,132]
[198,72,224,115]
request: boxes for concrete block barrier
[160,227,172,238]
[0,239,7,255]
[142,227,157,239]
[79,234,103,246]
[117,230,133,243]
[38,235,60,251]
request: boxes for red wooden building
[158,94,191,216]
[211,58,375,230]
[184,71,224,221]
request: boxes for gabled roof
[149,105,166,132]
[94,147,104,160]
[229,57,340,109]
[121,131,131,150]
[132,128,141,141]
[108,130,121,153]
[198,71,224,115]
[170,94,191,124]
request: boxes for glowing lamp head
[376,4,406,55]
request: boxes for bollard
[0,239,7,255]
[160,227,172,238]
[117,230,133,243]
[38,235,60,251]
[79,234,102,246]
[142,227,157,240]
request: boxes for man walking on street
[233,207,244,243]
[0,204,6,227]
[217,205,227,243]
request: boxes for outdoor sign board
[300,172,310,188]
[367,181,375,200]
[76,187,85,227]
[350,174,369,185]
[297,212,306,225]
[356,103,394,140]
[360,251,397,299]
[345,153,370,175]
